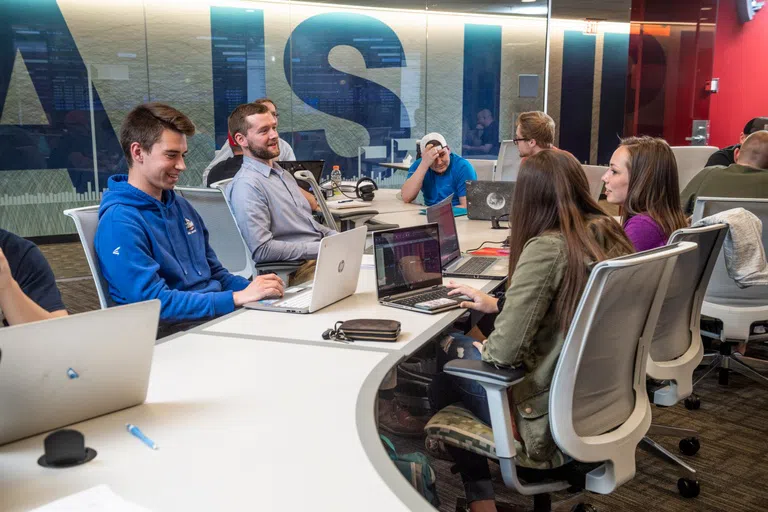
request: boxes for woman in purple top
[602,136,688,252]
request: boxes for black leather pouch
[339,319,401,342]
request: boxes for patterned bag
[380,435,440,507]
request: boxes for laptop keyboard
[278,292,312,308]
[454,257,496,275]
[392,287,456,307]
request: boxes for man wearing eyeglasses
[514,111,556,158]
[401,132,477,207]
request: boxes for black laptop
[278,160,325,191]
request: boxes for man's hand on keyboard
[446,281,499,314]
[233,274,285,306]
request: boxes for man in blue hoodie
[95,103,284,329]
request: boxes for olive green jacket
[480,234,567,462]
[480,227,629,462]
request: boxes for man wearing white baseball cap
[401,132,477,207]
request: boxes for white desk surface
[200,268,498,355]
[329,188,422,216]
[0,333,433,512]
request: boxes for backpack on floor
[380,435,440,507]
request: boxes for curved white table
[0,334,434,511]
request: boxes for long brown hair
[507,150,634,331]
[619,136,688,237]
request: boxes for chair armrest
[332,210,379,221]
[444,359,525,388]
[254,260,306,274]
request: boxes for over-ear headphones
[355,177,378,201]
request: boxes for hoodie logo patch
[112,246,120,256]
[185,218,197,235]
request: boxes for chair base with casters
[425,403,597,512]
[639,426,701,499]
[697,301,768,387]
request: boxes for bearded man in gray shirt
[226,102,335,284]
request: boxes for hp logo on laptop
[338,260,345,273]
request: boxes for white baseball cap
[420,132,448,151]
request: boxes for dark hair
[516,111,555,148]
[618,136,688,238]
[507,150,634,331]
[228,103,270,141]
[744,117,768,134]
[120,103,195,167]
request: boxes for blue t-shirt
[406,153,477,206]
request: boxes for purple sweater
[624,214,668,252]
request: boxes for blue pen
[337,199,353,203]
[126,423,158,450]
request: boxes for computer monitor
[278,160,325,191]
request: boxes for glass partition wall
[0,0,630,237]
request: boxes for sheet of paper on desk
[31,485,151,512]
[327,199,369,209]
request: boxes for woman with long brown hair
[602,136,688,251]
[430,149,634,512]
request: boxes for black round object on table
[37,429,97,468]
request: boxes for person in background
[431,150,633,512]
[514,111,556,159]
[401,132,477,207]
[204,132,243,187]
[226,102,334,283]
[0,229,67,327]
[705,117,768,167]
[682,130,768,215]
[463,109,500,156]
[202,97,296,186]
[602,136,688,251]
[96,103,284,333]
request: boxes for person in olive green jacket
[680,130,768,216]
[430,149,634,512]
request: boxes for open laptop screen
[277,160,324,191]
[425,196,461,267]
[374,224,443,298]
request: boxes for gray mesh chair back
[175,187,252,279]
[582,165,607,202]
[466,159,496,181]
[671,146,718,190]
[651,225,727,363]
[63,206,115,309]
[692,197,768,307]
[495,140,522,182]
[550,242,696,493]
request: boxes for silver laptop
[426,196,507,279]
[0,300,160,446]
[466,180,516,221]
[374,224,470,314]
[245,226,367,314]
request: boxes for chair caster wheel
[571,504,598,512]
[679,437,700,456]
[678,478,700,498]
[684,395,701,410]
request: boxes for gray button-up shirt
[227,156,335,263]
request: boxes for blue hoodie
[95,175,250,324]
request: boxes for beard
[246,137,281,160]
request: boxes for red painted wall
[709,0,768,148]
